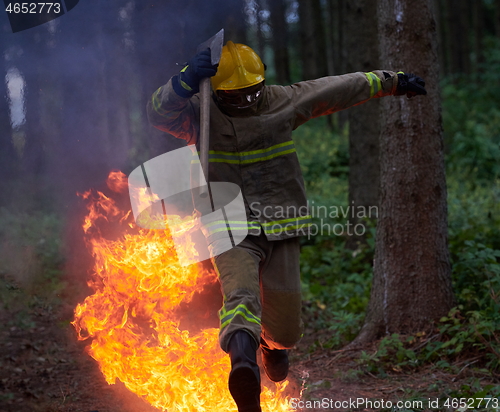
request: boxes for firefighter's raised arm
[171,49,219,98]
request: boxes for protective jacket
[147,71,398,241]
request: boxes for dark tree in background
[438,0,500,76]
[325,0,345,76]
[0,0,248,212]
[0,24,16,183]
[354,0,454,343]
[269,0,291,84]
[344,0,381,246]
[0,21,18,203]
[297,0,328,80]
[497,0,500,37]
[448,0,471,75]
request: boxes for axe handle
[199,77,210,198]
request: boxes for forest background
[0,0,500,411]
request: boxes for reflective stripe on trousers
[212,233,303,352]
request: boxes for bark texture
[353,0,454,344]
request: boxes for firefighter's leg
[259,236,303,382]
[212,240,265,412]
[213,245,263,352]
[227,330,261,412]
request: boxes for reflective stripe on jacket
[147,71,398,240]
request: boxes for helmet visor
[216,82,264,109]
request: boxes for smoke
[1,1,246,209]
[0,1,251,302]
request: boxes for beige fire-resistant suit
[147,70,398,352]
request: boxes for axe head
[197,28,224,66]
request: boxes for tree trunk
[327,0,346,75]
[255,0,266,60]
[311,0,328,78]
[472,0,484,76]
[98,0,133,171]
[325,0,336,75]
[298,0,328,79]
[223,0,248,43]
[437,0,450,76]
[496,0,500,38]
[298,0,316,80]
[337,0,349,130]
[434,0,446,77]
[132,1,189,159]
[461,0,472,75]
[353,0,454,344]
[8,29,46,210]
[344,0,381,247]
[0,23,18,205]
[269,0,291,84]
[448,0,470,75]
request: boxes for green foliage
[440,45,500,368]
[357,41,500,375]
[0,207,65,309]
[293,117,349,203]
[324,311,364,349]
[293,117,373,348]
[299,232,374,349]
[451,241,500,313]
[287,42,500,376]
[357,334,419,375]
[300,240,373,314]
[442,37,500,182]
[354,303,500,376]
[447,177,500,253]
[445,184,500,372]
[293,79,500,370]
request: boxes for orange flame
[72,171,295,411]
[106,169,129,193]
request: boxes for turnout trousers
[212,232,303,352]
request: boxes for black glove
[172,50,218,98]
[395,72,427,98]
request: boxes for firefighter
[147,41,426,412]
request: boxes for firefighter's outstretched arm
[288,70,427,128]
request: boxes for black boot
[227,330,262,412]
[260,339,289,382]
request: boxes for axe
[196,29,224,199]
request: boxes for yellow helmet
[211,41,265,91]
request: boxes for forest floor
[0,274,498,412]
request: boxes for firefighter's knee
[262,319,303,350]
[261,290,303,349]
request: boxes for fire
[72,171,295,411]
